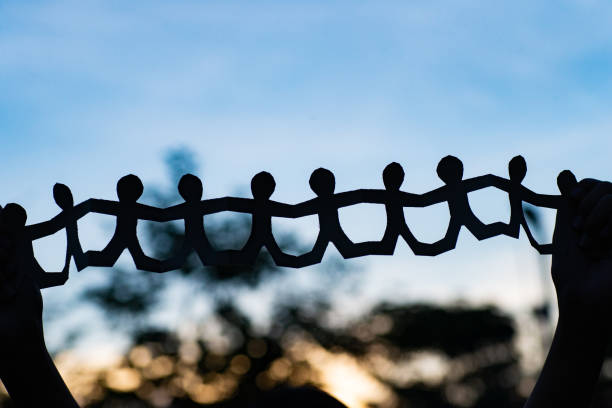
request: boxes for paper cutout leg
[421,215,508,257]
[161,244,192,270]
[521,217,553,255]
[264,238,301,268]
[85,236,124,267]
[128,242,166,273]
[294,235,329,267]
[333,232,377,259]
[401,224,453,256]
[162,238,221,270]
[291,228,383,267]
[366,207,452,257]
[216,235,299,268]
[369,162,451,256]
[66,222,87,271]
[85,237,166,272]
[465,216,508,241]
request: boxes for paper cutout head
[437,156,463,185]
[309,168,335,197]
[117,174,144,202]
[251,171,276,199]
[178,174,203,202]
[383,162,405,190]
[53,183,74,210]
[509,156,527,182]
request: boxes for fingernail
[573,216,584,229]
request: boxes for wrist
[556,310,610,346]
[557,285,612,337]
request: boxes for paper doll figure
[364,162,454,256]
[84,174,167,272]
[26,183,90,244]
[293,168,386,267]
[499,155,561,254]
[25,183,88,271]
[159,174,227,269]
[0,203,79,407]
[218,171,300,267]
[418,156,510,255]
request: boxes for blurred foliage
[68,301,525,408]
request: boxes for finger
[601,218,612,239]
[584,231,612,260]
[578,181,612,217]
[583,194,612,237]
[553,172,580,255]
[571,178,600,200]
[572,179,605,229]
[551,195,589,285]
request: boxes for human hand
[551,171,612,327]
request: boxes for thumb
[552,170,587,276]
[553,170,577,250]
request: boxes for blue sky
[1,0,612,349]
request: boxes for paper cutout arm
[418,185,449,206]
[419,176,509,206]
[134,203,175,222]
[158,199,227,221]
[274,190,384,219]
[282,190,388,219]
[26,213,68,240]
[334,190,386,207]
[520,186,561,209]
[156,203,187,221]
[201,197,242,215]
[26,200,92,240]
[289,198,320,217]
[216,197,255,214]
[266,201,296,218]
[86,198,121,215]
[463,174,510,193]
[88,199,173,222]
[396,191,430,207]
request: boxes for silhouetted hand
[526,171,612,408]
[0,204,80,407]
[552,174,612,325]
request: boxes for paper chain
[8,155,563,286]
